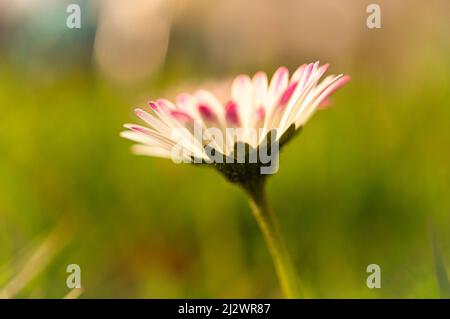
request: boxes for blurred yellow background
[0,0,449,298]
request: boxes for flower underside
[206,124,299,187]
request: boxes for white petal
[290,64,307,83]
[232,74,253,131]
[194,90,226,127]
[120,130,171,149]
[295,74,349,127]
[278,63,329,132]
[131,144,174,159]
[252,71,268,110]
[134,108,171,135]
[264,66,289,129]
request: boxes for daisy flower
[121,62,350,298]
[122,62,348,165]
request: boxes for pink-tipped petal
[148,101,159,111]
[312,75,350,108]
[290,64,307,82]
[279,81,298,106]
[135,108,154,121]
[194,90,224,117]
[225,101,240,126]
[301,63,315,87]
[157,99,176,110]
[198,104,217,122]
[176,93,193,109]
[271,66,289,92]
[256,106,265,120]
[125,124,152,135]
[314,64,329,81]
[170,110,193,123]
[324,75,351,97]
[318,63,329,75]
[317,97,332,109]
[253,71,268,83]
[135,108,170,133]
[266,66,289,115]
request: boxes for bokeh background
[0,0,450,298]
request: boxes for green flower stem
[245,179,302,299]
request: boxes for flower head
[121,62,349,183]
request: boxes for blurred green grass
[0,50,450,298]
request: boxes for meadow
[0,0,449,298]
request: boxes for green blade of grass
[430,223,450,299]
